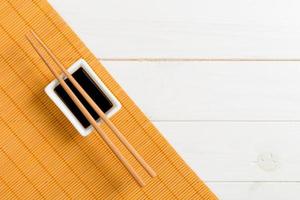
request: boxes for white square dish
[45,59,121,137]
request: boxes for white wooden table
[48,1,300,199]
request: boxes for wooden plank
[49,0,300,58]
[207,182,300,200]
[103,61,300,121]
[154,121,300,181]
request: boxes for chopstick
[26,31,152,187]
[29,30,157,178]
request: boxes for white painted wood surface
[104,61,300,121]
[48,0,300,199]
[49,0,300,59]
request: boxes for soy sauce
[54,67,113,128]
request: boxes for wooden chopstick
[26,32,146,187]
[29,30,156,178]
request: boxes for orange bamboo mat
[0,0,217,199]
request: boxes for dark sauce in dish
[54,67,113,128]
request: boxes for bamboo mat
[0,0,217,199]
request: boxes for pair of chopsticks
[26,30,156,187]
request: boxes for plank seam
[98,58,300,62]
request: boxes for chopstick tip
[29,29,34,34]
[26,30,36,39]
[25,33,32,42]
